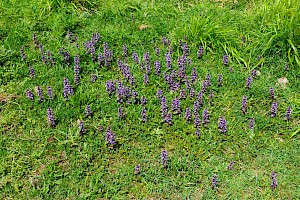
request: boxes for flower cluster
[270,171,278,190]
[106,126,116,146]
[63,78,74,98]
[218,116,227,133]
[161,150,169,167]
[47,108,55,127]
[241,95,247,115]
[270,102,278,118]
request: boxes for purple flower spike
[29,67,35,78]
[217,74,223,86]
[206,73,211,86]
[162,36,167,46]
[154,60,161,75]
[249,118,255,130]
[132,52,139,64]
[135,164,140,175]
[180,88,186,99]
[193,101,200,117]
[156,47,160,56]
[201,80,208,93]
[74,65,81,85]
[246,76,253,89]
[191,67,198,83]
[189,88,195,99]
[141,96,147,106]
[79,121,85,135]
[212,174,218,189]
[270,102,279,118]
[98,53,104,67]
[164,113,172,125]
[251,69,257,78]
[227,161,235,170]
[269,87,274,99]
[123,44,127,57]
[118,107,123,118]
[197,46,204,58]
[105,80,115,95]
[91,74,97,83]
[185,108,192,122]
[223,55,229,65]
[86,105,92,118]
[194,114,200,128]
[229,67,233,73]
[285,106,292,120]
[36,86,44,102]
[183,43,189,56]
[132,90,139,104]
[26,89,34,100]
[165,53,172,69]
[218,116,227,133]
[47,86,53,99]
[157,89,162,100]
[47,107,55,127]
[106,126,116,146]
[195,127,201,137]
[144,74,149,85]
[161,150,169,167]
[20,46,26,60]
[241,95,247,115]
[270,171,278,190]
[285,63,289,71]
[202,109,209,127]
[161,96,168,118]
[171,98,181,114]
[141,107,147,123]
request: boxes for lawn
[0,0,299,199]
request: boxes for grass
[1,0,300,199]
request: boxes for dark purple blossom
[202,109,209,127]
[171,98,181,114]
[189,88,195,99]
[185,107,192,122]
[123,44,127,57]
[197,46,204,58]
[197,91,203,106]
[191,67,198,83]
[194,114,200,128]
[217,74,223,86]
[195,127,201,137]
[118,107,123,118]
[251,69,257,78]
[206,73,211,86]
[141,107,147,123]
[165,53,172,69]
[246,76,253,89]
[156,47,160,56]
[270,171,278,190]
[129,75,135,86]
[132,52,139,64]
[269,87,274,99]
[32,33,38,47]
[285,63,289,71]
[201,80,208,93]
[47,107,55,127]
[20,46,26,60]
[25,89,34,100]
[132,90,139,104]
[157,89,162,100]
[161,150,169,167]
[162,36,167,46]
[285,106,292,120]
[91,74,97,83]
[161,96,168,118]
[212,174,218,189]
[154,60,161,75]
[79,121,85,135]
[64,51,70,65]
[47,86,53,99]
[36,86,44,102]
[183,43,189,56]
[105,80,116,95]
[106,126,116,146]
[218,116,227,133]
[223,55,229,65]
[241,95,247,115]
[98,53,104,67]
[86,105,92,118]
[141,96,147,106]
[249,118,255,130]
[229,67,233,73]
[144,74,149,85]
[227,161,235,170]
[164,113,172,125]
[29,67,35,78]
[270,102,278,118]
[180,88,186,99]
[135,164,140,175]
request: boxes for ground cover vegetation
[0,0,300,199]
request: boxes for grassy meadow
[0,0,299,199]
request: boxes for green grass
[1,0,300,199]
